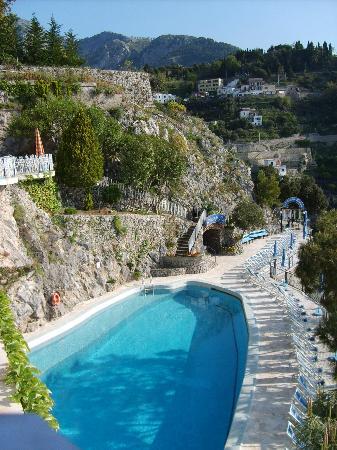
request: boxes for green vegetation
[102,185,122,204]
[295,85,337,134]
[118,132,187,193]
[296,210,337,376]
[19,176,62,213]
[295,391,337,449]
[0,2,83,66]
[280,174,328,216]
[0,291,58,429]
[187,95,299,142]
[56,108,104,188]
[310,143,337,205]
[63,206,77,215]
[113,216,127,237]
[255,167,281,207]
[84,191,94,211]
[147,41,337,98]
[232,199,265,231]
[0,77,80,109]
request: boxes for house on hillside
[264,158,287,176]
[153,93,177,104]
[240,108,263,126]
[198,78,223,94]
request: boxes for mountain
[78,32,239,69]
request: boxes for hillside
[78,32,239,69]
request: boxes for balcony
[0,154,55,186]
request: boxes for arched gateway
[203,214,226,254]
[281,197,308,238]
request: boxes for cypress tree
[24,15,46,65]
[63,30,83,66]
[46,16,64,66]
[57,108,104,188]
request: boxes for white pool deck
[1,234,299,449]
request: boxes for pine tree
[46,16,64,66]
[0,12,20,63]
[63,30,83,67]
[56,108,104,188]
[24,15,46,65]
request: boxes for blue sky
[13,0,337,50]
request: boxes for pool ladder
[142,278,155,295]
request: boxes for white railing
[98,179,188,219]
[0,154,54,180]
[188,209,207,253]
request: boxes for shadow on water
[34,288,248,450]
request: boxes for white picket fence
[98,179,188,219]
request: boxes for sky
[13,0,337,50]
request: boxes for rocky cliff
[0,186,189,332]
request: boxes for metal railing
[0,154,54,179]
[188,209,207,254]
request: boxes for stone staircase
[175,225,195,256]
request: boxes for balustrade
[0,154,54,182]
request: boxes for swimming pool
[30,283,249,450]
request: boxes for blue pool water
[30,284,248,450]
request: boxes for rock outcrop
[0,186,189,332]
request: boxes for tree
[255,168,280,207]
[232,199,265,231]
[296,210,337,375]
[280,174,328,216]
[56,108,104,188]
[46,16,64,66]
[63,30,83,66]
[118,133,186,192]
[0,12,20,63]
[24,15,46,65]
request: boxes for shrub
[20,176,62,213]
[133,270,142,281]
[84,192,94,211]
[63,206,77,215]
[167,100,186,114]
[232,199,265,231]
[0,291,58,429]
[113,215,127,236]
[102,185,122,204]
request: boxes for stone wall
[0,185,190,332]
[234,136,313,172]
[0,66,153,107]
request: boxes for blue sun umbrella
[273,240,278,257]
[281,248,286,267]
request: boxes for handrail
[188,209,207,254]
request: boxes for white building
[264,158,287,176]
[240,108,263,126]
[198,78,223,94]
[153,93,177,104]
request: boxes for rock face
[1,186,189,332]
[78,32,238,69]
[0,66,153,108]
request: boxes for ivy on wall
[19,176,62,214]
[0,291,59,429]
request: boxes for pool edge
[26,279,259,450]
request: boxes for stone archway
[203,225,223,254]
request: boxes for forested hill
[78,32,239,69]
